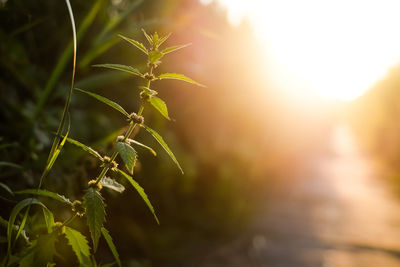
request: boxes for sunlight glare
[203,0,400,101]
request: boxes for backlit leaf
[157,73,205,87]
[148,50,163,64]
[127,139,156,156]
[157,33,171,48]
[65,227,91,265]
[149,96,170,120]
[140,125,184,174]
[93,63,142,76]
[66,137,103,160]
[162,43,190,55]
[75,88,129,117]
[15,189,73,205]
[101,227,121,267]
[101,177,125,193]
[116,142,137,174]
[141,28,153,45]
[118,34,148,55]
[83,188,106,252]
[116,169,159,225]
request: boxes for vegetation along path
[203,125,400,267]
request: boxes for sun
[202,0,400,101]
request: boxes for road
[202,125,400,267]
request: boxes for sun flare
[202,0,400,101]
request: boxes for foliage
[0,2,202,264]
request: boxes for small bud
[116,135,124,142]
[140,91,150,101]
[128,112,144,124]
[53,222,66,235]
[72,200,85,217]
[143,73,155,81]
[88,179,102,191]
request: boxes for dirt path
[202,125,400,267]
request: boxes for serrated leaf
[118,34,148,55]
[19,233,57,267]
[65,227,91,265]
[75,88,129,117]
[66,137,103,160]
[116,169,159,225]
[15,189,73,205]
[101,227,121,267]
[148,50,163,64]
[93,63,142,76]
[140,125,184,174]
[162,43,190,55]
[157,73,205,87]
[127,139,156,156]
[7,198,47,255]
[149,96,170,120]
[116,142,137,174]
[83,188,106,252]
[141,28,153,45]
[101,177,125,193]
[0,182,13,196]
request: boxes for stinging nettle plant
[2,27,203,266]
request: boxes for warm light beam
[202,0,400,101]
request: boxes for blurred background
[2,0,400,266]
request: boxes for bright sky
[201,0,400,101]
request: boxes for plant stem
[94,67,153,185]
[62,214,77,227]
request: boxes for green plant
[1,7,203,267]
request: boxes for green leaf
[66,137,103,160]
[157,73,205,87]
[101,177,125,193]
[93,63,142,77]
[162,43,190,55]
[156,33,172,48]
[0,162,22,169]
[42,207,54,234]
[118,34,148,55]
[83,188,106,252]
[148,50,163,64]
[0,182,14,196]
[75,88,129,117]
[140,125,184,174]
[152,32,159,46]
[116,142,137,174]
[101,227,121,267]
[19,233,58,267]
[45,120,70,173]
[149,96,170,120]
[116,169,159,225]
[141,28,153,45]
[7,198,46,254]
[127,139,156,156]
[65,227,91,265]
[15,189,73,205]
